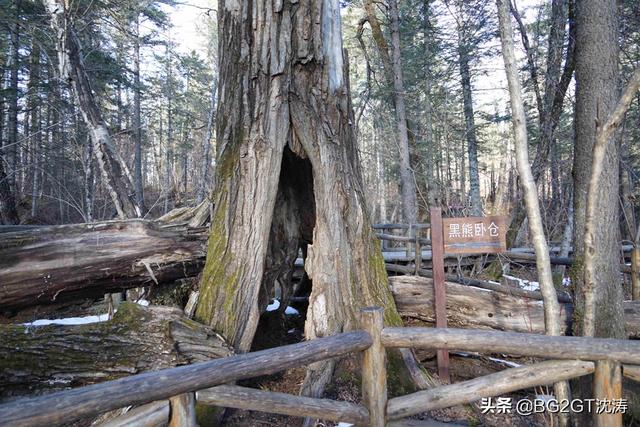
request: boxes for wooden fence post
[169,392,196,427]
[414,231,422,276]
[360,306,387,427]
[593,360,622,427]
[429,208,450,383]
[632,246,640,300]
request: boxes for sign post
[429,207,450,383]
[429,210,507,384]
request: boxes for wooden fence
[2,307,639,427]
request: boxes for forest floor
[220,298,551,427]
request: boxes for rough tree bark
[0,220,206,313]
[571,0,625,340]
[497,1,570,420]
[0,160,19,225]
[582,69,640,336]
[0,303,232,400]
[44,0,142,219]
[362,0,418,224]
[195,0,417,398]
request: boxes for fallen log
[390,276,640,337]
[0,220,207,313]
[0,302,232,400]
[385,263,573,303]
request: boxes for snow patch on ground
[336,423,353,427]
[267,299,281,311]
[488,357,522,368]
[266,299,300,315]
[23,313,110,327]
[136,299,150,306]
[503,274,540,292]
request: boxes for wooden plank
[387,360,594,420]
[360,307,387,427]
[442,216,506,254]
[196,385,369,424]
[0,331,372,427]
[593,361,622,427]
[98,400,169,427]
[429,208,450,383]
[381,327,640,364]
[168,393,196,427]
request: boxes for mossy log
[0,220,207,313]
[391,275,640,337]
[0,303,232,400]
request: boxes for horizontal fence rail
[0,331,372,427]
[381,327,640,364]
[3,308,640,427]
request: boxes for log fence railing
[2,307,639,427]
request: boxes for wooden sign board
[442,215,507,254]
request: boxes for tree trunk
[421,0,439,210]
[132,17,146,215]
[44,0,142,219]
[0,303,232,400]
[0,160,19,225]
[0,220,206,313]
[497,1,571,421]
[195,81,217,204]
[456,20,482,216]
[196,0,413,398]
[506,0,575,247]
[362,0,418,224]
[571,0,625,340]
[7,0,20,194]
[163,45,174,214]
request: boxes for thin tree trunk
[457,22,482,216]
[362,0,418,224]
[44,0,141,219]
[195,81,216,204]
[496,2,571,422]
[422,0,439,210]
[163,45,174,214]
[506,0,575,247]
[133,16,146,215]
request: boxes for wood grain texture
[382,327,640,364]
[387,360,594,420]
[390,275,572,334]
[0,220,206,312]
[429,208,450,383]
[0,331,371,427]
[168,393,196,427]
[390,275,640,337]
[0,303,232,399]
[196,385,369,424]
[593,360,622,427]
[97,400,169,427]
[360,307,387,426]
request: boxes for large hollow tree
[195,0,421,397]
